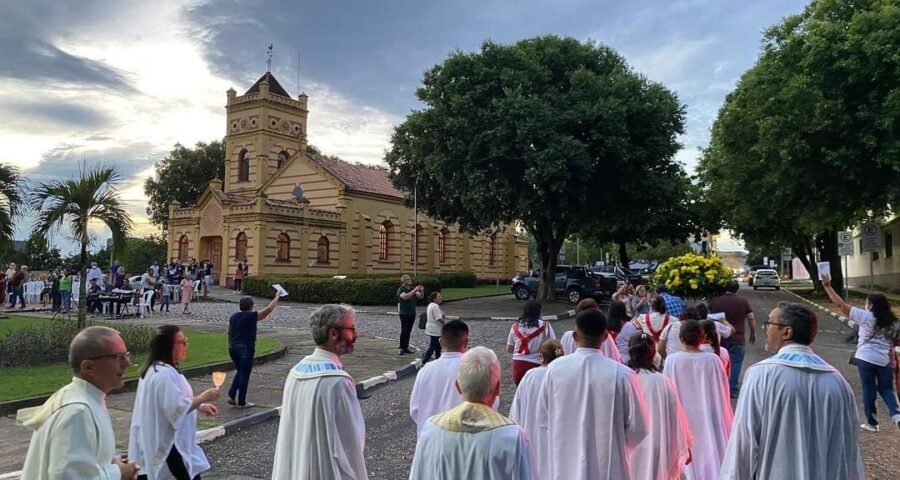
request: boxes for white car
[752,269,781,290]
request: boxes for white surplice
[560,330,621,362]
[409,401,533,480]
[720,344,864,480]
[128,363,210,480]
[663,351,733,480]
[271,348,367,480]
[509,366,549,480]
[629,370,694,480]
[18,377,120,480]
[538,347,648,480]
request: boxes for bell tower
[223,72,309,194]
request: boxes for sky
[0,0,810,254]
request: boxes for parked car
[752,269,781,290]
[590,265,645,286]
[746,265,767,286]
[510,266,614,303]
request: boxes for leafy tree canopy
[386,35,685,299]
[144,141,226,231]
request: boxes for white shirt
[616,321,638,363]
[637,312,677,338]
[509,366,549,479]
[851,306,894,366]
[560,330,621,362]
[410,352,463,435]
[662,320,734,358]
[129,363,210,480]
[425,302,444,337]
[508,320,556,364]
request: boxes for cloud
[0,99,116,132]
[0,37,135,92]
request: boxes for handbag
[418,311,428,330]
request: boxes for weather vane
[267,44,274,72]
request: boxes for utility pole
[413,177,418,276]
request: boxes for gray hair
[457,346,500,403]
[309,304,355,345]
[69,326,120,373]
[400,274,411,282]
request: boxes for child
[160,279,172,312]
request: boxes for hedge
[0,320,154,367]
[242,271,476,305]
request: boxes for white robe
[720,344,864,480]
[538,347,648,480]
[663,351,733,480]
[18,377,121,480]
[128,362,210,480]
[629,370,694,480]
[509,366,549,480]
[271,348,368,480]
[409,401,533,480]
[560,330,621,362]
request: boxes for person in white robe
[561,298,621,361]
[272,305,368,480]
[410,320,499,435]
[699,319,732,378]
[129,325,220,480]
[508,300,557,385]
[660,305,733,360]
[509,338,564,480]
[538,308,649,480]
[663,320,733,480]
[637,296,677,342]
[19,326,140,480]
[720,302,864,479]
[409,346,534,479]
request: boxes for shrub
[652,254,733,299]
[0,321,155,367]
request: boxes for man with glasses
[226,295,280,408]
[720,302,863,479]
[18,326,140,480]
[272,304,368,479]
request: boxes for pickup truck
[510,266,617,303]
[590,265,645,287]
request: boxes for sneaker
[860,423,879,432]
[234,402,255,409]
[892,414,900,431]
[226,398,236,406]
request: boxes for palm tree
[30,163,133,329]
[0,163,25,246]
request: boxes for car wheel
[753,286,758,290]
[514,285,530,300]
[775,286,781,291]
[567,288,582,304]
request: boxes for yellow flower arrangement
[652,254,733,298]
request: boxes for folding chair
[139,290,155,318]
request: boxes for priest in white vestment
[663,320,733,480]
[720,302,864,479]
[538,308,649,480]
[272,305,368,480]
[19,326,140,480]
[409,346,534,479]
[410,320,499,435]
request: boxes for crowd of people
[15,273,897,479]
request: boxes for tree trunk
[617,240,629,269]
[793,240,821,292]
[533,227,565,302]
[816,230,844,296]
[77,239,88,330]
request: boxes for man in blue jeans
[709,281,756,398]
[227,294,280,408]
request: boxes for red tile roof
[224,193,255,205]
[309,154,405,200]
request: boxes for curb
[0,347,288,416]
[382,309,577,322]
[783,289,855,330]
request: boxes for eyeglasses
[87,351,131,362]
[764,321,789,329]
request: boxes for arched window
[235,231,247,261]
[276,232,290,262]
[238,149,250,182]
[277,150,289,169]
[488,234,496,266]
[178,235,189,262]
[439,228,449,264]
[316,236,330,264]
[379,222,391,261]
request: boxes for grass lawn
[440,285,510,301]
[0,316,279,402]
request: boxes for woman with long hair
[128,325,220,479]
[627,333,693,480]
[700,319,731,378]
[509,338,564,480]
[631,284,651,315]
[663,320,733,479]
[822,274,900,432]
[507,300,556,385]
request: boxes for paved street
[200,287,900,480]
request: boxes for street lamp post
[413,177,418,277]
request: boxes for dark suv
[590,265,645,287]
[510,266,616,303]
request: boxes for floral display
[652,254,733,299]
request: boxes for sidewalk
[0,325,404,474]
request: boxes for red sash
[644,314,669,342]
[513,322,547,354]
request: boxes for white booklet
[707,312,726,321]
[272,284,289,298]
[817,262,831,280]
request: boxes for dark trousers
[51,291,61,311]
[723,341,746,396]
[234,278,242,291]
[422,335,442,363]
[856,358,900,426]
[398,314,416,351]
[137,445,200,480]
[228,343,255,405]
[8,287,24,308]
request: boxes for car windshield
[757,270,777,276]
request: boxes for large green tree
[144,141,226,231]
[0,163,24,253]
[699,0,900,292]
[386,36,685,300]
[30,164,132,329]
